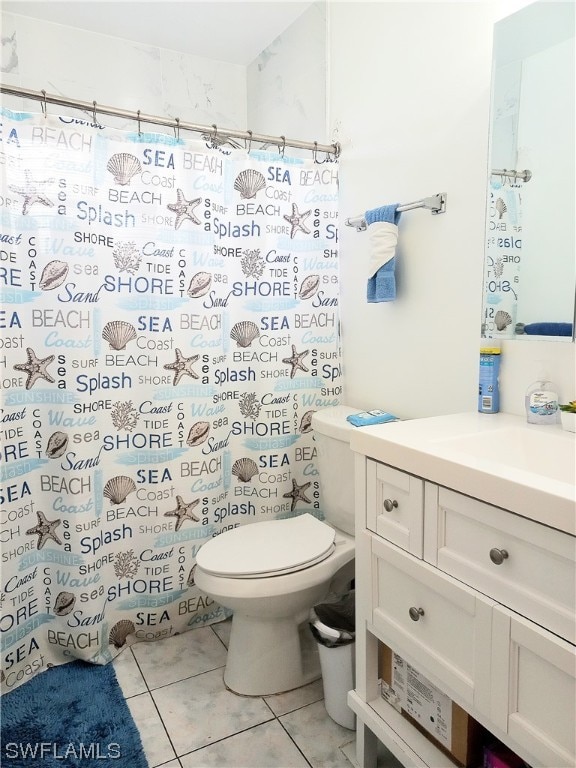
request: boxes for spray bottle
[478,344,501,414]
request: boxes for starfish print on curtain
[13,347,56,389]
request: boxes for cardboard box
[379,643,485,767]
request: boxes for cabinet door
[371,534,493,714]
[491,607,576,768]
[427,487,576,644]
[366,460,423,556]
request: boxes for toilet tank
[311,406,358,536]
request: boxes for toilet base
[224,613,320,696]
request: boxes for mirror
[481,1,575,340]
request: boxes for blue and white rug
[0,661,148,767]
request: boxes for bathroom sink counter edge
[349,411,576,535]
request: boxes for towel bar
[345,193,446,231]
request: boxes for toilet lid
[196,514,336,578]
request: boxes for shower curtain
[0,109,341,693]
[482,177,523,337]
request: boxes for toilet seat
[196,514,336,579]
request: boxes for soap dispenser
[525,368,560,425]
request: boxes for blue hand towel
[365,205,401,227]
[522,322,573,337]
[365,205,401,303]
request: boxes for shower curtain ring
[174,117,180,141]
[314,142,328,165]
[92,101,98,126]
[211,124,218,143]
[278,135,286,157]
[246,129,253,154]
[137,110,142,137]
[332,142,341,160]
[314,141,328,165]
[41,89,47,118]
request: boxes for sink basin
[432,427,576,485]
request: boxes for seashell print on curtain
[0,109,341,693]
[482,177,523,337]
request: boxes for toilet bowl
[195,515,354,695]
[194,405,358,696]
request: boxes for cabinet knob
[383,498,399,512]
[409,607,425,622]
[489,548,509,565]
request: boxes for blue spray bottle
[478,345,501,414]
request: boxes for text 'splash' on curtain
[0,110,341,693]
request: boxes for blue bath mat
[0,660,148,767]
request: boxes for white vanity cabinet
[348,414,576,768]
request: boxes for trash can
[310,590,355,730]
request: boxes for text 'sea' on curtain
[0,109,341,693]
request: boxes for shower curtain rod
[492,168,532,182]
[0,84,341,157]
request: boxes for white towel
[367,221,398,278]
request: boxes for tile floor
[113,619,361,768]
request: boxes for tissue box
[379,643,484,767]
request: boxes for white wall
[1,5,327,141]
[247,2,326,143]
[329,2,492,418]
[0,11,247,129]
[328,1,575,418]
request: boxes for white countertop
[350,412,576,536]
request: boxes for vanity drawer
[426,487,576,644]
[491,607,576,767]
[366,460,424,556]
[371,534,493,713]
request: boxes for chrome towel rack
[345,193,447,232]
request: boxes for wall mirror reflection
[481,0,575,341]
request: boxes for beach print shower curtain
[0,109,341,693]
[482,177,523,337]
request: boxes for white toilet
[194,405,357,696]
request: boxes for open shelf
[348,690,459,768]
